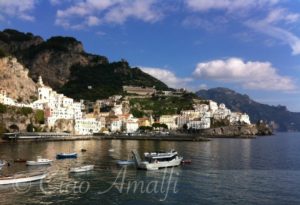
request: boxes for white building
[0,89,16,106]
[209,100,219,113]
[187,118,211,129]
[110,119,123,132]
[75,118,102,135]
[213,103,231,120]
[125,120,139,133]
[229,112,251,125]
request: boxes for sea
[0,132,300,205]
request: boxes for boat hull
[26,161,52,166]
[69,165,94,173]
[56,153,77,159]
[0,173,47,185]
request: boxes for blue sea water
[0,132,300,205]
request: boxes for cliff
[0,57,37,103]
[0,29,169,100]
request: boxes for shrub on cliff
[18,107,33,116]
[0,48,7,58]
[35,110,45,124]
[0,103,7,113]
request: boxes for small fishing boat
[81,149,87,152]
[117,160,135,166]
[14,159,27,163]
[69,165,94,173]
[0,160,6,167]
[56,153,77,159]
[0,171,47,185]
[26,156,53,166]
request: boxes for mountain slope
[196,87,300,131]
[0,29,169,100]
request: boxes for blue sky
[1,0,300,111]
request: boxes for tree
[26,123,35,132]
[35,110,45,124]
[152,123,168,130]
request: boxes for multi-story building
[159,115,178,130]
[75,118,102,135]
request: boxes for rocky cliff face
[0,57,37,103]
[0,29,108,89]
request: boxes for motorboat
[0,171,47,185]
[69,165,94,173]
[117,160,135,166]
[132,149,183,170]
[56,153,77,159]
[26,156,53,166]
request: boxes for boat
[117,160,135,166]
[108,148,114,152]
[0,160,6,167]
[181,159,192,164]
[26,156,52,166]
[0,171,47,185]
[69,165,94,173]
[56,153,77,159]
[14,159,27,163]
[132,149,183,170]
[81,149,87,152]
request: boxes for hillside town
[0,76,251,135]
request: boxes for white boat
[132,149,183,170]
[117,160,135,166]
[108,148,114,152]
[0,160,6,167]
[26,156,53,166]
[0,172,47,185]
[69,165,94,173]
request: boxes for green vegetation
[0,103,7,113]
[60,61,169,100]
[35,110,45,124]
[152,123,168,129]
[139,126,153,131]
[17,107,33,116]
[0,48,7,58]
[130,94,196,117]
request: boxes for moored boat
[117,160,135,166]
[0,172,47,185]
[26,156,53,166]
[132,149,183,170]
[56,153,77,159]
[0,160,6,167]
[14,159,27,163]
[69,165,94,173]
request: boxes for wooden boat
[0,172,47,185]
[26,156,53,166]
[69,165,94,173]
[117,160,135,166]
[56,153,77,159]
[14,159,27,163]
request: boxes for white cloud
[185,0,279,12]
[246,9,300,55]
[193,58,296,91]
[0,0,37,21]
[141,67,193,89]
[55,0,162,29]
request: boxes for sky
[0,0,300,111]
